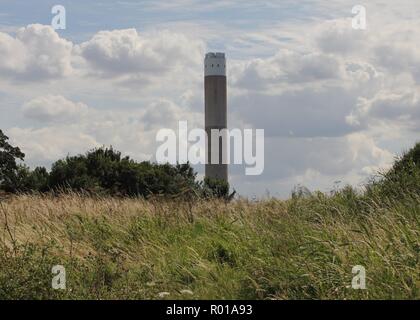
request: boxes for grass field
[0,187,419,300]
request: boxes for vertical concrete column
[204,52,228,182]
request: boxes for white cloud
[142,98,201,130]
[231,132,394,197]
[0,32,27,74]
[0,25,205,88]
[11,95,202,168]
[0,24,74,81]
[233,49,344,91]
[347,89,420,131]
[76,28,205,79]
[315,19,370,56]
[9,126,100,168]
[22,95,88,123]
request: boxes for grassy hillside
[0,188,418,299]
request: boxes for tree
[17,166,50,192]
[203,177,235,200]
[0,130,25,192]
[48,147,201,197]
[0,137,235,199]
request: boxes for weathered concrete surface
[205,74,228,182]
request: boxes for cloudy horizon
[1,0,419,198]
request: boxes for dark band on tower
[204,52,228,182]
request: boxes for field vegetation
[0,129,419,299]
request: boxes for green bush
[48,147,200,197]
[0,136,233,199]
[366,142,420,200]
[203,177,235,200]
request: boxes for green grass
[0,185,419,299]
[1,143,419,299]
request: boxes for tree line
[0,129,233,199]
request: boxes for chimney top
[204,52,226,76]
[205,52,225,59]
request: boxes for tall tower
[204,52,228,182]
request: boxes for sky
[0,0,419,198]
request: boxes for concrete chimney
[204,52,228,182]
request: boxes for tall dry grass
[0,190,419,299]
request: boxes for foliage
[366,142,420,200]
[0,188,418,300]
[0,145,221,198]
[48,147,201,197]
[202,177,235,200]
[0,130,25,192]
[0,129,233,199]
